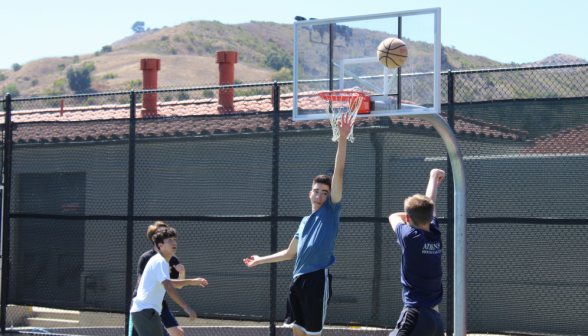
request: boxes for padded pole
[413,113,466,336]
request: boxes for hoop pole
[412,113,466,336]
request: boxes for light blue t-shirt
[292,197,342,278]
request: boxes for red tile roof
[522,124,588,154]
[1,92,527,143]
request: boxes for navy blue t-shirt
[395,217,443,307]
[292,196,342,278]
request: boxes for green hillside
[0,20,584,99]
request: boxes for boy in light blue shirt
[243,112,354,336]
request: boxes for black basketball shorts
[285,268,332,335]
[390,306,444,336]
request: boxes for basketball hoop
[318,91,366,142]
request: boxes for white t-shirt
[130,253,170,314]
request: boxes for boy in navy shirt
[243,112,355,336]
[388,169,446,336]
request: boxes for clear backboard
[293,8,441,120]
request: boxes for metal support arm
[413,112,467,336]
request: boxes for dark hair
[147,221,169,243]
[404,194,435,226]
[312,175,332,190]
[153,227,178,248]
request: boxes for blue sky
[1,0,587,69]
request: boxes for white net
[318,91,364,142]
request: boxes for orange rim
[317,91,366,102]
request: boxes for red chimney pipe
[140,58,161,118]
[216,51,238,113]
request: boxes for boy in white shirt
[130,228,208,336]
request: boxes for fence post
[0,94,13,334]
[369,132,383,322]
[125,91,137,336]
[446,70,455,336]
[269,82,280,336]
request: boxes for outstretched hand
[193,278,208,287]
[243,255,261,267]
[337,111,355,139]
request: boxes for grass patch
[101,73,118,80]
[53,78,67,88]
[124,79,142,90]
[83,62,96,72]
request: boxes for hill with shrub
[0,20,584,98]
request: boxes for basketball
[377,38,408,68]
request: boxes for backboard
[293,8,441,120]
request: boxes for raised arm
[389,212,407,233]
[243,237,298,267]
[330,112,355,204]
[425,169,445,216]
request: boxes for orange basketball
[377,38,408,68]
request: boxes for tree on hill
[264,51,292,71]
[3,83,20,97]
[66,68,92,93]
[132,21,145,33]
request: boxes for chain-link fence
[1,63,588,336]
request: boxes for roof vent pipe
[140,58,161,118]
[216,51,238,113]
